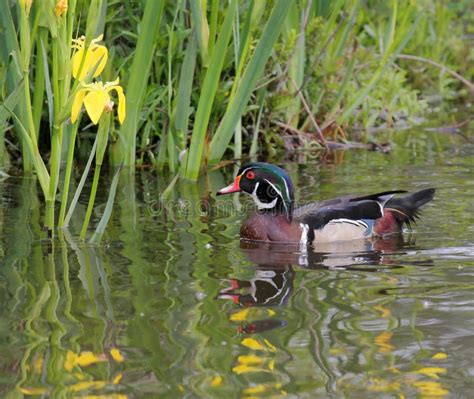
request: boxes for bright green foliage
[0,0,471,217]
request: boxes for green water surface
[0,130,473,398]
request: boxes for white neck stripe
[251,182,278,209]
[263,178,288,214]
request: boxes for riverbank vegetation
[0,0,472,232]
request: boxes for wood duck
[216,162,435,245]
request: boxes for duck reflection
[220,236,413,333]
[219,261,294,334]
[240,234,410,270]
[218,265,294,307]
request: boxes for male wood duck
[216,162,435,245]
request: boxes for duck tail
[384,188,436,228]
[374,188,435,235]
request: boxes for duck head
[217,162,295,220]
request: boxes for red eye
[246,171,255,180]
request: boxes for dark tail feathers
[385,188,435,228]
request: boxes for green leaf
[118,0,165,167]
[90,165,122,244]
[208,0,292,165]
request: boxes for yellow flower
[54,0,67,17]
[71,79,126,125]
[71,35,108,80]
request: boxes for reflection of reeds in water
[0,179,127,396]
[0,174,455,397]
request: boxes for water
[0,130,473,398]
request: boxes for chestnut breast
[240,213,302,243]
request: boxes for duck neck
[257,201,293,222]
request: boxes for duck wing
[294,191,406,243]
[293,190,405,221]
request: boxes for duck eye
[246,171,255,180]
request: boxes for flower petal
[71,89,87,123]
[71,48,85,79]
[91,34,104,44]
[88,45,108,78]
[71,45,108,80]
[109,85,126,124]
[84,89,109,124]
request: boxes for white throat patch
[251,182,278,209]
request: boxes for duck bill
[216,175,242,196]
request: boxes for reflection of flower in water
[64,350,108,371]
[412,380,449,397]
[416,367,447,379]
[19,348,126,397]
[233,338,274,375]
[373,304,391,318]
[343,351,451,398]
[241,337,276,352]
[242,382,286,397]
[375,331,395,353]
[110,348,125,362]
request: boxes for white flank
[313,218,370,244]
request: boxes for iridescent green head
[217,162,295,220]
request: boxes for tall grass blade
[0,81,24,126]
[208,0,219,56]
[182,0,237,181]
[190,0,210,66]
[40,40,54,134]
[284,1,305,127]
[64,135,98,227]
[119,0,165,167]
[208,0,292,164]
[0,0,33,170]
[32,28,48,138]
[3,104,51,197]
[249,89,265,158]
[174,34,197,137]
[89,165,122,244]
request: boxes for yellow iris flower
[71,79,126,125]
[71,35,108,80]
